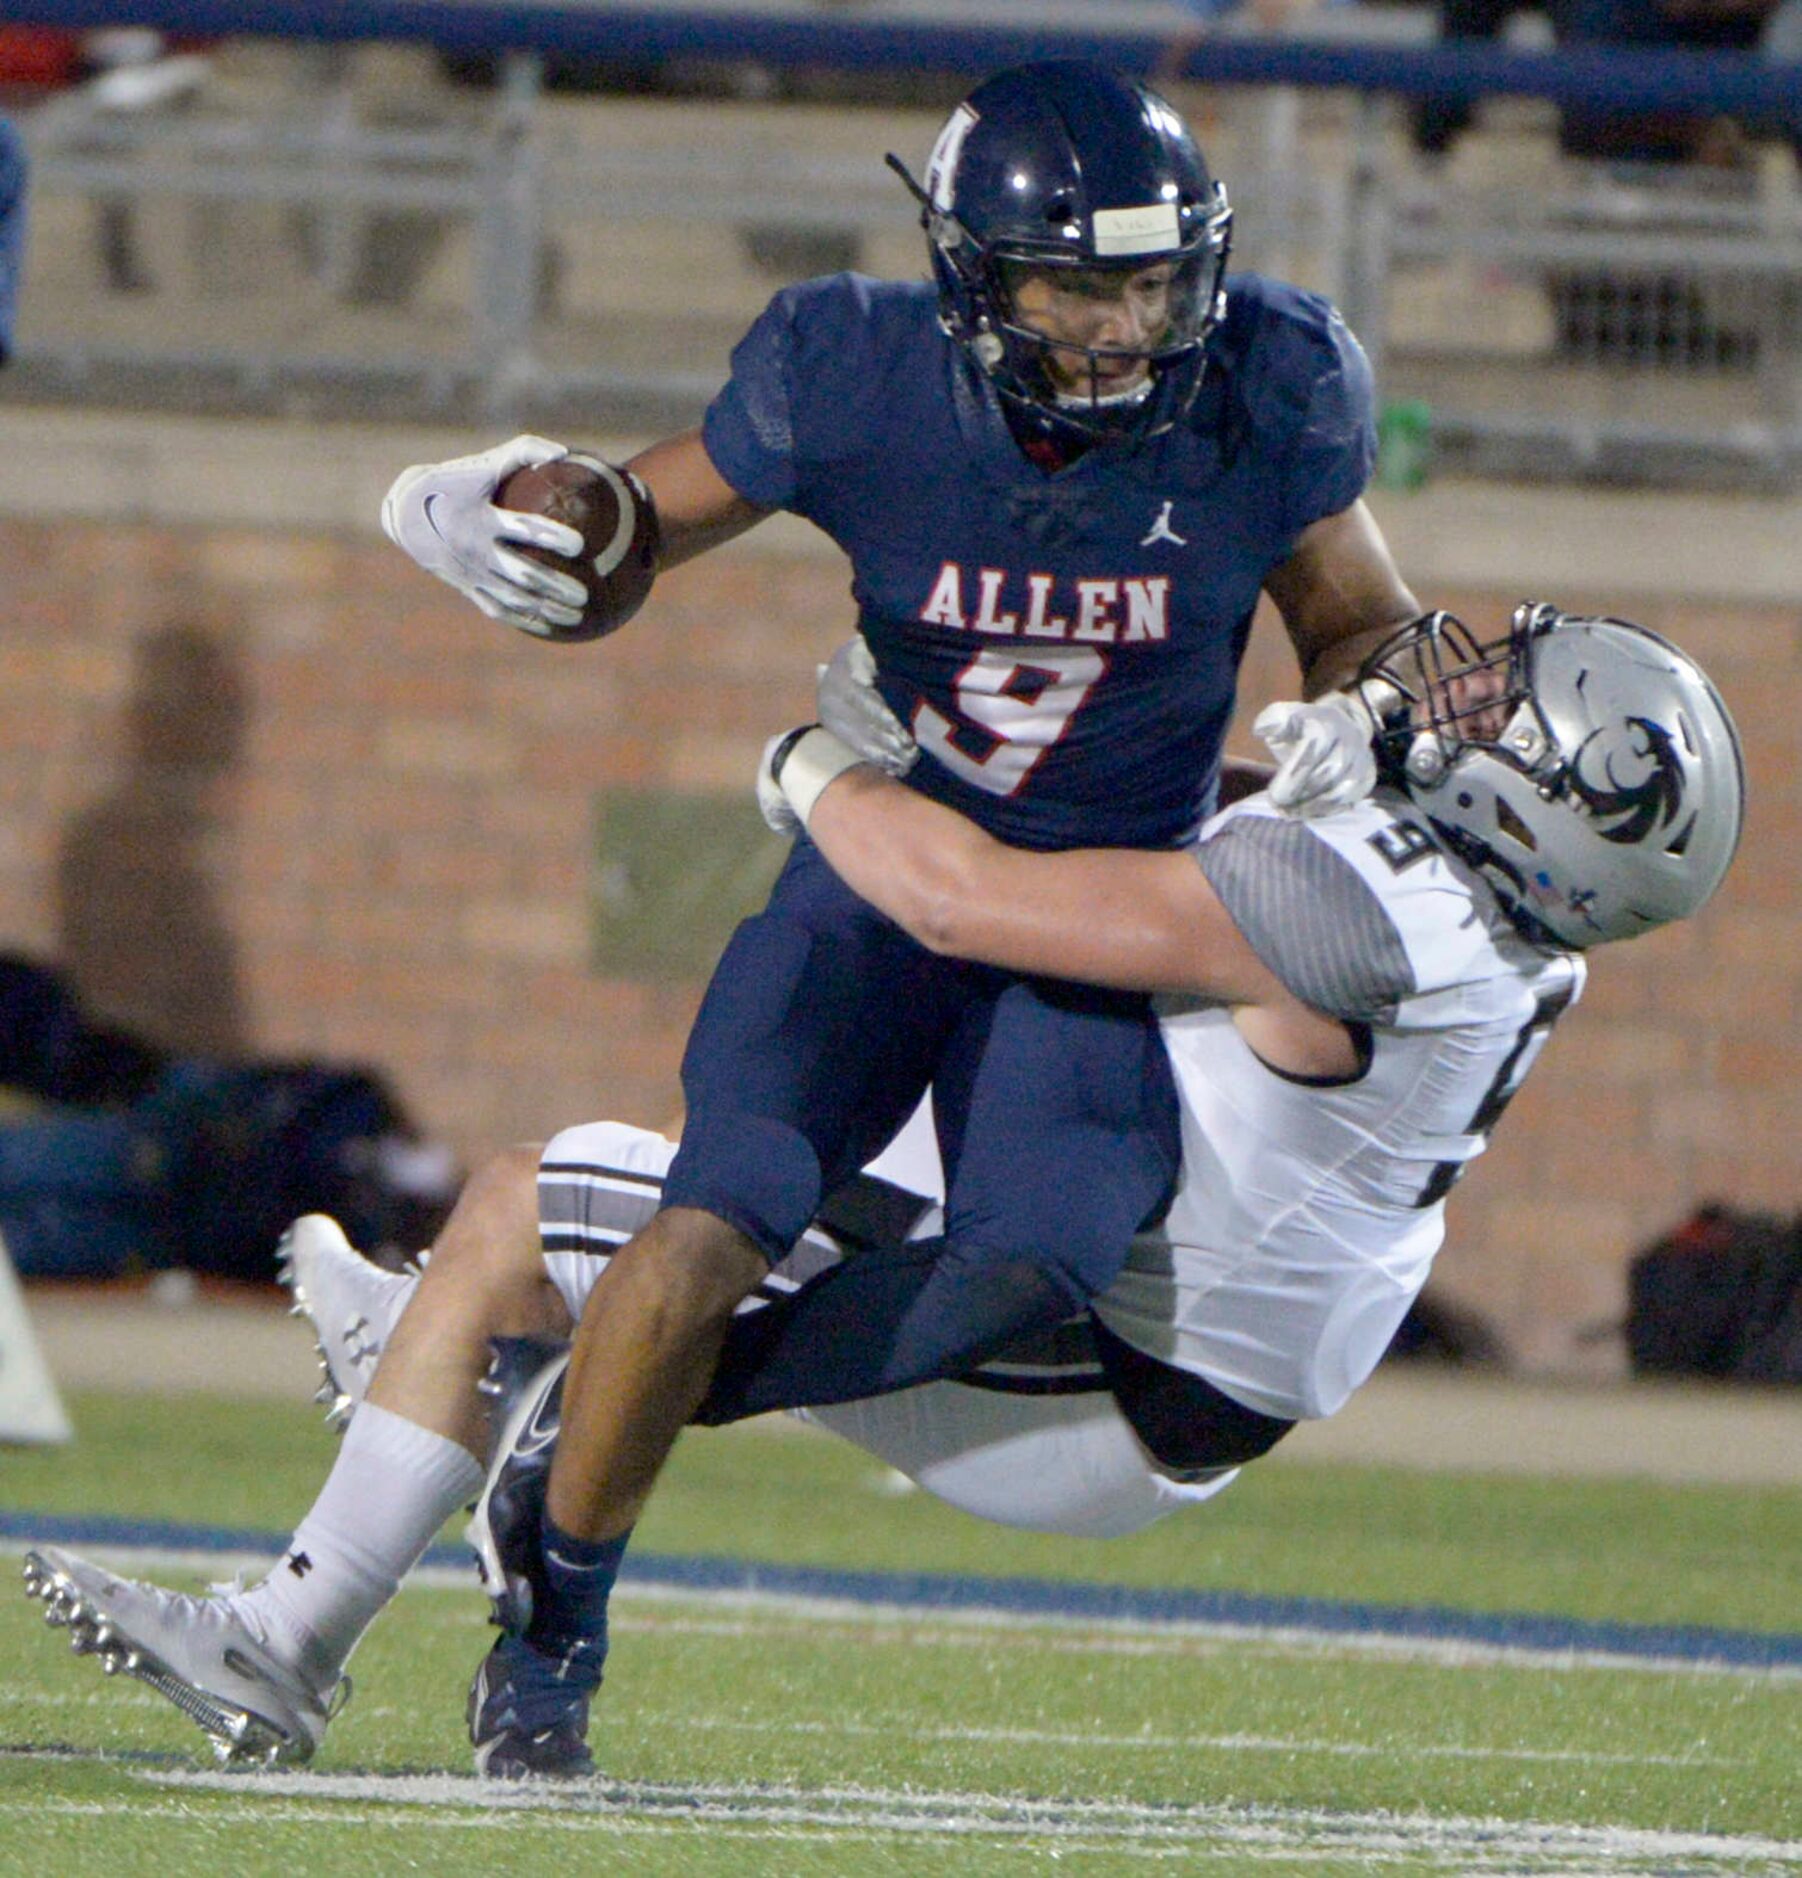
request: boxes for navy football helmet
[890,61,1232,448]
[1360,603,1745,949]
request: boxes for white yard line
[3,1773,1796,1872]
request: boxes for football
[494,453,660,642]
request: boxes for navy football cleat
[465,1338,602,1776]
[467,1337,569,1636]
[467,1633,599,1779]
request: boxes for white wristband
[775,727,866,828]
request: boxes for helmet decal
[1092,203,1183,256]
[1569,717,1686,847]
[926,104,977,214]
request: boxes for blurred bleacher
[4,5,1802,485]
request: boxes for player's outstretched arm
[765,732,1264,1002]
[762,732,1355,1077]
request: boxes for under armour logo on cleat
[1140,500,1187,548]
[341,1316,381,1373]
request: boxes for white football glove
[1253,691,1380,817]
[815,636,917,776]
[380,434,589,636]
[757,727,866,836]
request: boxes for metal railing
[6,8,1802,483]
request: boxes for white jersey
[540,785,1584,1442]
[1093,791,1584,1422]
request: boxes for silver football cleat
[277,1214,420,1430]
[21,1546,345,1767]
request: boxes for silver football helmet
[1359,602,1745,948]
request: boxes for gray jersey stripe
[1193,816,1416,1020]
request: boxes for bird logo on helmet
[1357,602,1745,949]
[887,61,1233,450]
[1567,716,1687,848]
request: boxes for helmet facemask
[981,228,1231,444]
[1358,608,1541,793]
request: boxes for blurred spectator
[1562,0,1775,163]
[0,109,23,361]
[0,25,82,92]
[1413,0,1781,164]
[1158,0,1330,85]
[1412,0,1539,158]
[1766,0,1802,54]
[0,27,210,294]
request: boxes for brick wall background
[0,499,1792,1371]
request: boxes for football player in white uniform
[22,604,1744,1778]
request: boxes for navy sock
[527,1516,630,1685]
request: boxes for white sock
[238,1401,482,1692]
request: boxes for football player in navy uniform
[379,61,1422,1767]
[20,605,1746,1774]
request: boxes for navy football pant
[659,838,1179,1392]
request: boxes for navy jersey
[703,272,1375,849]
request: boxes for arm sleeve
[0,118,27,364]
[701,289,802,509]
[1275,299,1378,539]
[1193,815,1417,1020]
[701,274,894,517]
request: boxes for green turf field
[2,1390,1799,1875]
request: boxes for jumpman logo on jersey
[1140,500,1187,548]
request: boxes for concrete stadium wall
[0,410,1794,1373]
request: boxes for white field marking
[646,1712,1730,1772]
[8,1538,1797,1683]
[610,1600,1802,1682]
[0,1796,1480,1867]
[59,1772,1799,1870]
[0,1688,1721,1781]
